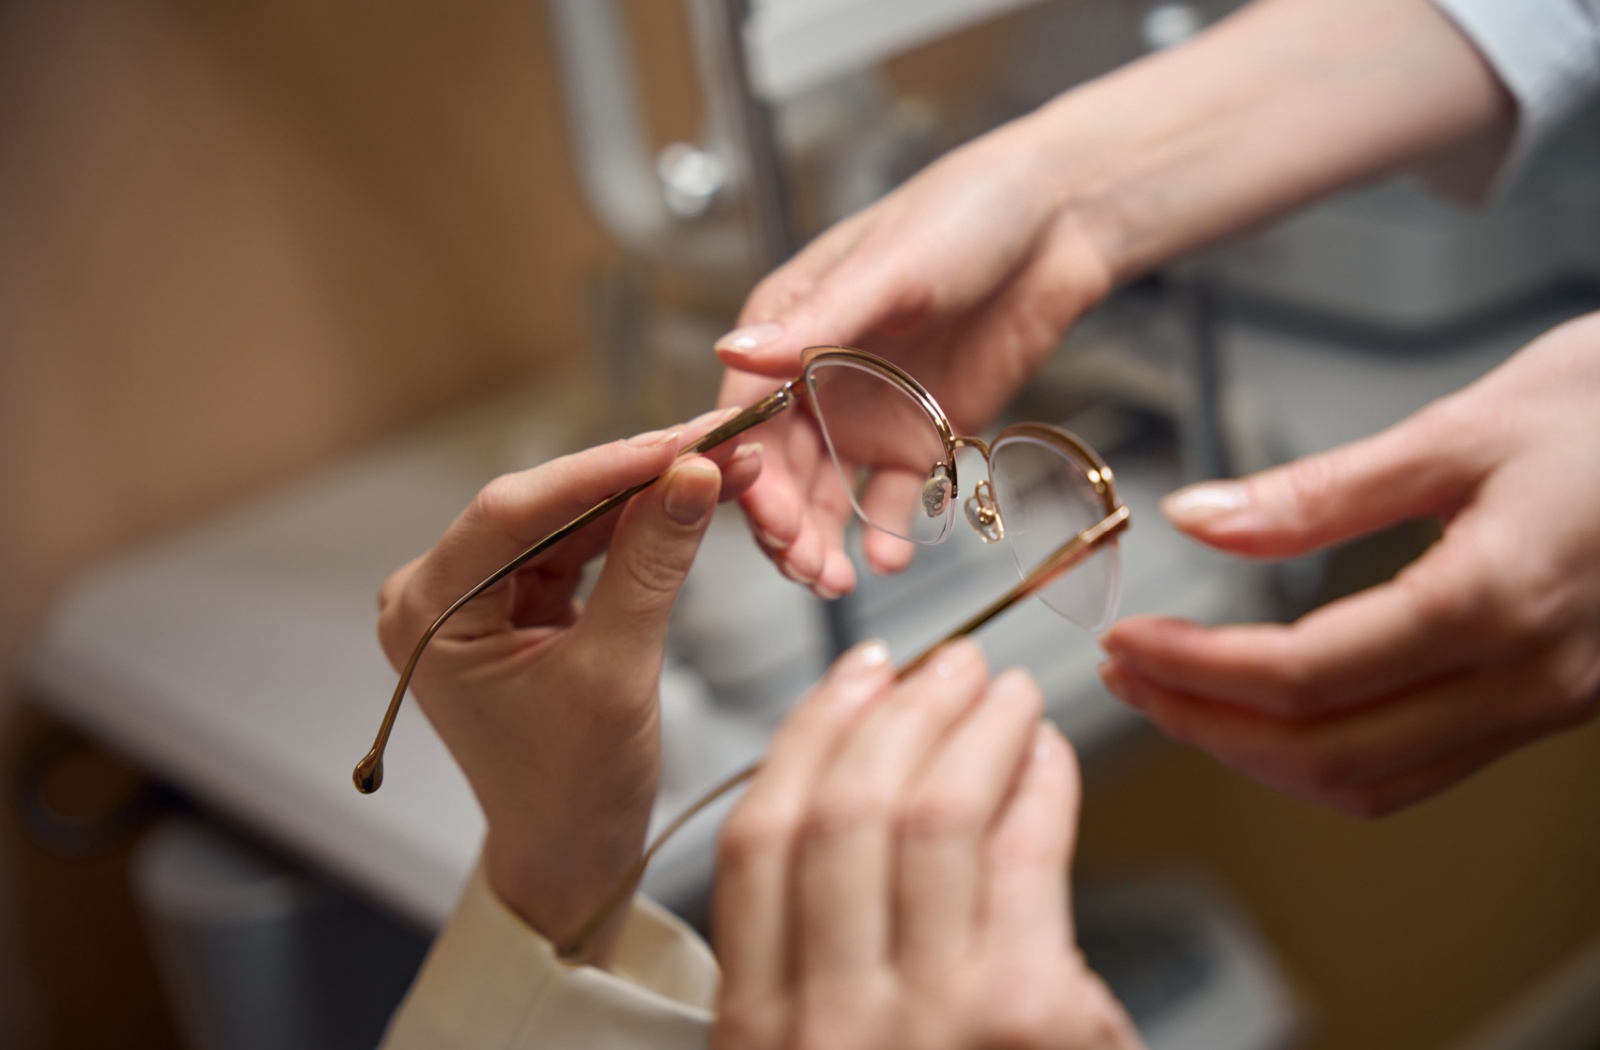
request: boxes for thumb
[714,248,917,379]
[579,456,721,651]
[1161,402,1489,558]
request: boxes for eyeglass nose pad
[963,480,1005,543]
[921,464,953,519]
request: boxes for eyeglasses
[352,346,1129,959]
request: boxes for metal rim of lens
[987,423,1123,632]
[801,351,958,545]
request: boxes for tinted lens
[988,432,1120,633]
[804,358,954,545]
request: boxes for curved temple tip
[353,752,384,794]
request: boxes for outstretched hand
[716,114,1117,597]
[376,411,759,960]
[1101,312,1600,815]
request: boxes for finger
[1098,656,1566,803]
[715,641,895,1022]
[1101,539,1495,717]
[979,722,1080,955]
[858,470,924,575]
[715,441,764,505]
[406,431,684,637]
[1159,398,1491,559]
[576,456,721,657]
[896,669,1044,973]
[797,640,990,985]
[715,216,875,377]
[1324,723,1552,818]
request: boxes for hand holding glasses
[354,346,1128,961]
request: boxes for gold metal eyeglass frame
[352,345,1129,962]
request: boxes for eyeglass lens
[805,357,1119,635]
[988,434,1121,633]
[804,358,955,545]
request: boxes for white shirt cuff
[1431,0,1600,193]
[381,860,716,1050]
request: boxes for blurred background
[1,1,1598,1048]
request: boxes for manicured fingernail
[688,406,742,431]
[932,639,981,678]
[830,639,892,707]
[731,442,763,464]
[628,428,683,448]
[992,667,1040,705]
[1034,723,1064,761]
[836,638,890,674]
[753,524,790,551]
[663,459,720,524]
[714,322,784,356]
[1161,481,1248,526]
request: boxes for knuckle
[973,985,1060,1050]
[467,474,519,530]
[711,1000,778,1050]
[1277,453,1341,526]
[899,788,985,843]
[985,818,1051,869]
[802,783,889,844]
[718,808,792,867]
[619,538,690,602]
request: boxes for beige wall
[0,0,655,686]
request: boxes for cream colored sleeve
[381,861,717,1050]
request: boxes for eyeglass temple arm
[553,503,1131,963]
[897,503,1131,678]
[352,382,800,795]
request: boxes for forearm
[1031,0,1515,281]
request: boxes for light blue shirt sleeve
[1431,0,1600,190]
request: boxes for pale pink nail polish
[714,322,785,355]
[1161,481,1248,526]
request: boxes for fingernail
[1161,481,1248,526]
[836,638,891,675]
[628,428,683,449]
[932,638,981,679]
[753,524,790,551]
[714,322,785,356]
[664,459,720,525]
[830,639,892,708]
[812,583,841,601]
[688,406,742,431]
[992,667,1041,705]
[731,442,763,464]
[1034,723,1064,761]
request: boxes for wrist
[482,805,653,965]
